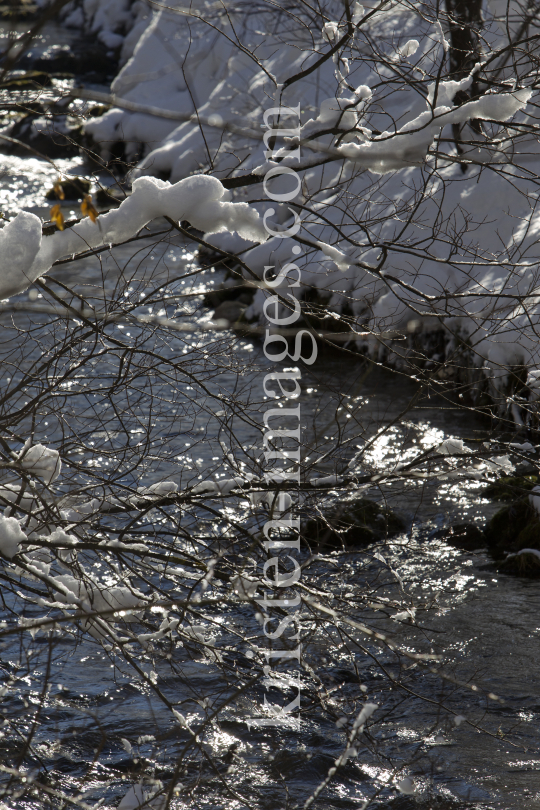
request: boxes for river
[0,36,538,810]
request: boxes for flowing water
[0,67,538,810]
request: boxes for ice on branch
[0,176,267,300]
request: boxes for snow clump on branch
[0,516,26,559]
[18,442,62,484]
[0,175,267,300]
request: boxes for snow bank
[86,0,342,174]
[49,0,147,55]
[85,0,244,163]
[66,0,133,48]
[81,0,540,413]
[0,175,266,299]
[21,0,540,416]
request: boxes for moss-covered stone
[203,283,254,309]
[0,3,39,20]
[0,71,51,89]
[484,496,540,554]
[482,474,538,502]
[430,523,486,551]
[87,105,110,118]
[5,115,84,158]
[499,550,540,577]
[45,178,91,201]
[303,497,405,549]
[377,796,474,810]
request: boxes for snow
[352,2,364,23]
[92,4,533,410]
[338,88,532,174]
[527,369,540,399]
[138,481,178,497]
[216,477,246,495]
[509,442,536,453]
[316,242,351,272]
[397,776,415,795]
[47,528,78,546]
[529,486,540,517]
[434,18,449,53]
[51,572,145,613]
[0,484,36,510]
[18,443,61,484]
[191,481,219,495]
[507,548,540,561]
[484,455,513,473]
[0,212,42,300]
[398,39,419,58]
[310,475,343,486]
[62,0,140,55]
[0,175,267,300]
[426,68,481,108]
[392,608,416,622]
[118,784,145,810]
[0,516,26,559]
[232,575,259,599]
[436,439,471,456]
[192,476,253,495]
[7,0,540,413]
[85,0,243,165]
[352,702,378,731]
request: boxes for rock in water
[430,523,486,551]
[303,497,405,550]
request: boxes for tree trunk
[445,0,484,164]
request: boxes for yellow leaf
[50,204,64,231]
[81,194,98,223]
[53,179,65,201]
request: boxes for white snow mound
[0,516,26,559]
